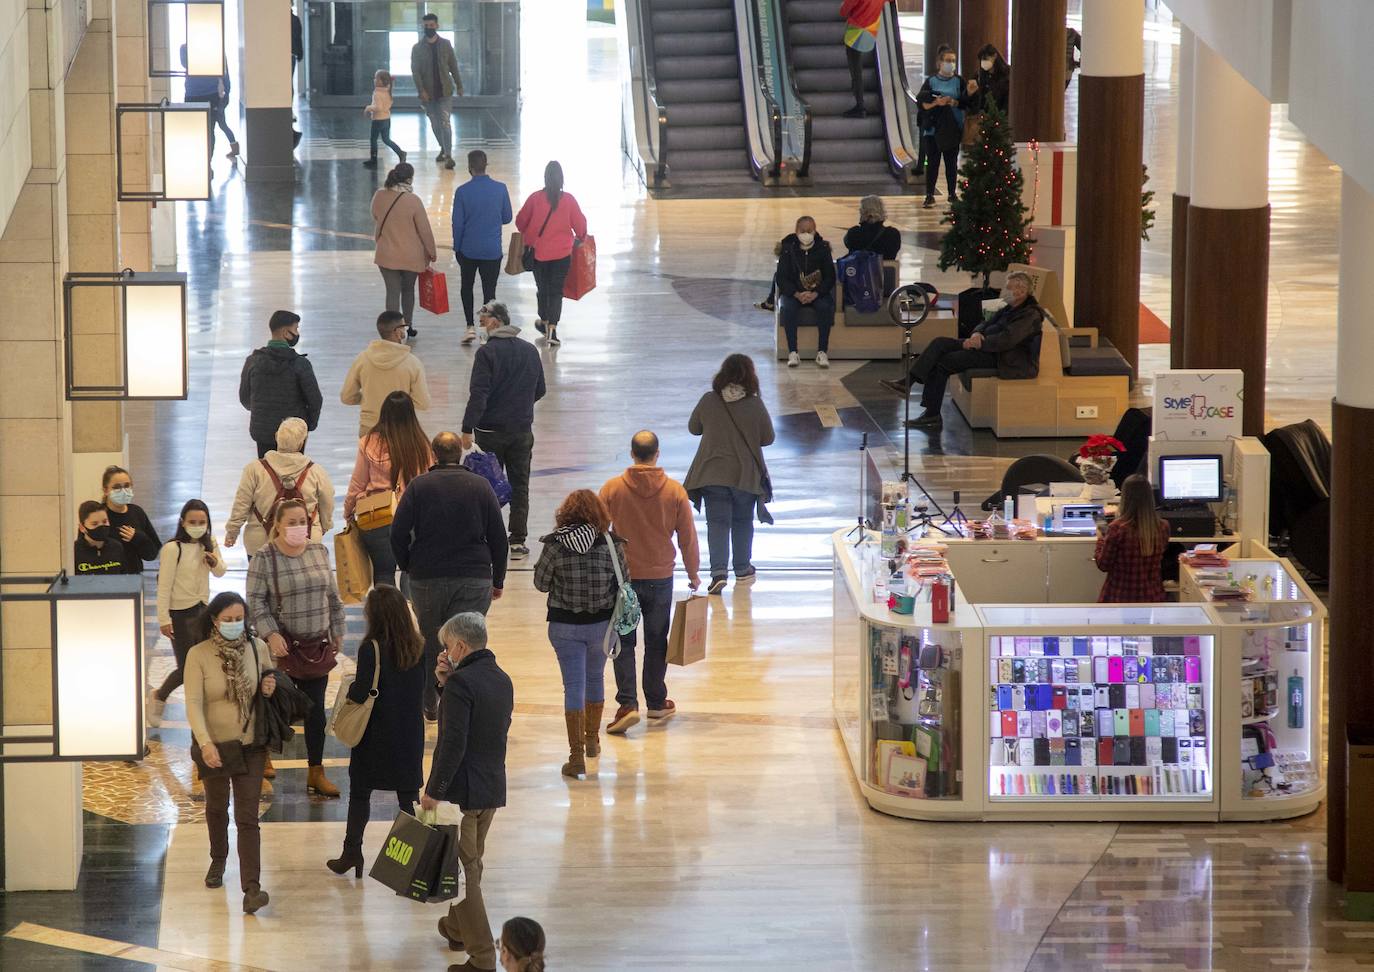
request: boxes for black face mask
[424,26,437,37]
[86,524,111,542]
[286,332,300,347]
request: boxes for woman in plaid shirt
[247,498,346,797]
[534,489,629,780]
[1094,475,1170,603]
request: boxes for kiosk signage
[1152,370,1244,440]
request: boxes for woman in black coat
[327,584,426,877]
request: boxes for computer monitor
[1158,454,1224,504]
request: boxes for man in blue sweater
[452,151,513,344]
[180,44,238,160]
[459,303,545,561]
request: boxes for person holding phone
[916,45,973,209]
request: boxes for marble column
[1008,0,1066,141]
[1072,0,1144,373]
[959,0,1007,78]
[925,0,960,74]
[1328,172,1374,887]
[239,0,295,183]
[1169,25,1194,368]
[1181,39,1270,438]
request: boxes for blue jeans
[614,578,674,710]
[360,523,398,588]
[548,620,610,710]
[411,575,493,710]
[778,292,836,353]
[422,95,454,158]
[701,485,757,580]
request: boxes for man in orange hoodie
[599,430,701,735]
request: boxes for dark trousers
[187,94,237,151]
[344,787,418,852]
[410,576,494,711]
[614,577,674,711]
[380,267,419,325]
[255,439,274,459]
[924,135,959,200]
[475,428,534,544]
[156,603,209,700]
[369,119,404,161]
[360,523,398,588]
[908,336,997,410]
[845,46,866,107]
[456,253,502,327]
[295,674,328,765]
[203,745,266,890]
[778,292,836,353]
[532,255,572,326]
[702,485,757,578]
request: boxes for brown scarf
[210,629,256,727]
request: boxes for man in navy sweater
[460,303,545,561]
[452,151,513,344]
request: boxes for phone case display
[987,633,1213,800]
[869,625,962,799]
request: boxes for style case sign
[1151,370,1244,441]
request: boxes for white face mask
[185,524,208,539]
[939,61,955,77]
[981,58,994,71]
[797,232,815,247]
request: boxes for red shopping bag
[563,236,596,301]
[419,269,450,315]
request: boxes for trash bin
[1346,724,1374,920]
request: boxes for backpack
[252,459,318,531]
[600,533,641,660]
[837,250,884,313]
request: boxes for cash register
[1157,454,1221,537]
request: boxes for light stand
[941,488,970,532]
[888,286,952,534]
[847,432,870,544]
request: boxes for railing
[615,0,670,188]
[758,0,812,180]
[874,2,923,182]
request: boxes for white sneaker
[462,327,477,345]
[816,351,830,368]
[147,690,165,728]
[787,352,800,368]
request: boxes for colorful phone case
[1144,709,1161,736]
[1002,710,1019,737]
[1125,685,1141,709]
[1032,711,1048,736]
[1108,657,1125,683]
[1033,738,1051,765]
[1098,737,1116,766]
[1043,636,1060,657]
[1129,708,1145,736]
[1073,637,1091,656]
[1108,684,1126,709]
[1123,658,1139,682]
[1065,738,1082,766]
[1130,737,1147,765]
[1113,737,1132,766]
[1096,708,1114,736]
[1052,686,1068,710]
[1159,710,1176,737]
[1139,684,1156,710]
[1113,709,1130,735]
[998,685,1013,710]
[1017,712,1033,737]
[1051,660,1066,683]
[1047,713,1063,738]
[1185,657,1202,683]
[1095,686,1111,708]
[1093,657,1110,683]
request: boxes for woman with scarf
[684,353,776,594]
[372,161,437,338]
[773,215,837,369]
[184,590,276,914]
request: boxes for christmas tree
[937,104,1033,289]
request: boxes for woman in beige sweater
[184,591,276,914]
[372,162,437,337]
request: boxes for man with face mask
[410,13,464,170]
[239,310,323,459]
[775,216,837,368]
[74,501,127,575]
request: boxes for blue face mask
[218,620,245,641]
[110,487,134,506]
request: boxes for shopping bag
[562,235,597,300]
[504,231,526,275]
[418,269,449,315]
[369,810,444,899]
[333,524,371,606]
[666,595,708,666]
[462,447,512,507]
[425,824,465,903]
[837,250,884,313]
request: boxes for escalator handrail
[874,2,922,177]
[764,0,813,179]
[618,0,670,186]
[741,0,785,179]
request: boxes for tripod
[896,319,952,536]
[847,432,870,544]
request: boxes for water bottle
[1004,494,1015,523]
[1287,669,1304,729]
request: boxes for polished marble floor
[3,2,1365,969]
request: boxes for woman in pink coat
[514,160,587,346]
[371,162,437,338]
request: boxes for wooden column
[1169,27,1194,367]
[960,0,1008,73]
[1008,0,1066,141]
[925,0,960,74]
[1169,193,1189,367]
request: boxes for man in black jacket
[393,432,509,719]
[239,310,323,458]
[422,612,513,972]
[880,271,1045,429]
[459,302,545,561]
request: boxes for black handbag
[521,203,558,271]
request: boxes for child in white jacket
[364,69,406,169]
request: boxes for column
[1169,26,1194,367]
[1072,0,1144,372]
[960,0,1007,75]
[925,0,960,75]
[1008,0,1067,141]
[239,0,295,183]
[1181,39,1269,438]
[1327,173,1374,885]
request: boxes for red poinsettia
[1077,434,1125,460]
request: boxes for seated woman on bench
[776,215,836,369]
[843,195,902,262]
[880,270,1042,429]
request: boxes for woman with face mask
[148,501,227,759]
[774,216,837,368]
[916,44,974,209]
[74,500,127,575]
[183,591,276,913]
[101,465,162,575]
[246,498,346,798]
[372,161,438,338]
[969,44,1010,117]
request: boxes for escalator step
[651,0,731,10]
[793,67,860,93]
[654,30,737,58]
[669,102,745,126]
[669,126,747,151]
[786,0,847,23]
[806,160,897,182]
[804,91,881,115]
[649,9,733,33]
[656,54,740,81]
[788,21,843,48]
[791,44,879,77]
[658,78,742,103]
[811,115,885,140]
[668,148,750,172]
[809,138,887,163]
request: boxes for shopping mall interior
[2,0,1373,968]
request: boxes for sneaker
[923,196,936,209]
[147,690,165,728]
[842,104,866,119]
[462,327,477,345]
[735,566,757,583]
[816,351,829,368]
[607,705,640,735]
[444,157,456,170]
[755,299,775,312]
[510,543,529,560]
[879,378,912,396]
[647,700,677,721]
[706,577,727,595]
[407,326,418,338]
[362,159,378,169]
[436,152,448,162]
[787,352,800,368]
[907,410,943,429]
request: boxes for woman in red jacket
[514,160,587,346]
[840,0,885,118]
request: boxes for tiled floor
[4,3,1365,970]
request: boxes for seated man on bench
[879,270,1042,428]
[777,215,837,369]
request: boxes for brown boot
[307,765,340,798]
[561,710,585,778]
[583,700,604,758]
[262,753,276,779]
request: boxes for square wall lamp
[148,0,226,77]
[63,270,188,401]
[116,101,212,202]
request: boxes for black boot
[362,158,378,169]
[326,841,365,878]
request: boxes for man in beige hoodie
[340,310,433,437]
[599,430,701,735]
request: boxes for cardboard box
[1016,141,1077,227]
[1027,224,1075,325]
